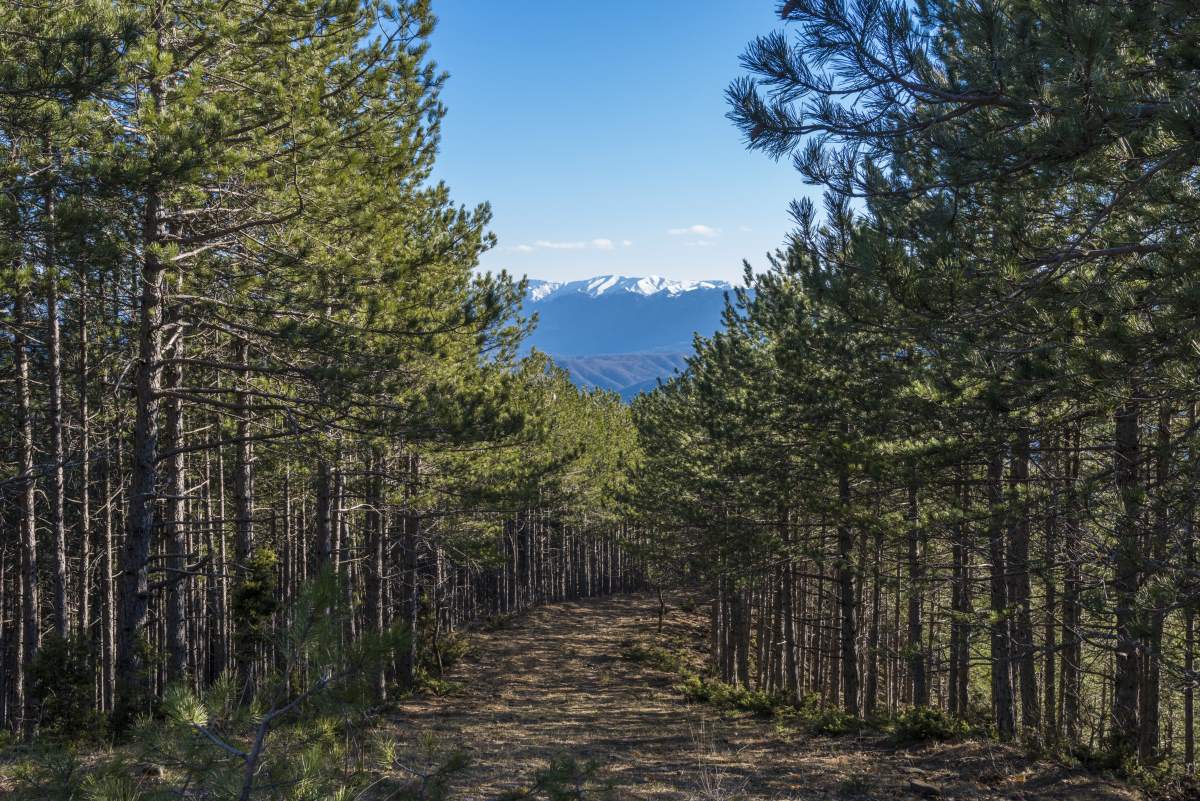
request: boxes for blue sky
[429,2,814,285]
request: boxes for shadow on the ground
[390,594,1139,801]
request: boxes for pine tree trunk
[1042,451,1058,740]
[1062,426,1082,743]
[865,529,882,717]
[14,291,40,736]
[233,339,255,696]
[163,291,187,683]
[781,532,799,700]
[399,453,420,687]
[1187,405,1196,774]
[45,233,69,641]
[365,449,386,701]
[907,481,927,706]
[1112,396,1142,756]
[77,278,93,652]
[1138,403,1172,761]
[988,452,1015,740]
[101,437,116,712]
[955,476,971,717]
[1007,432,1039,732]
[949,478,965,717]
[838,459,859,714]
[116,60,167,726]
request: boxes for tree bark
[907,481,927,706]
[365,449,386,701]
[77,276,93,650]
[115,38,167,727]
[1007,432,1039,733]
[44,220,68,641]
[988,451,1015,740]
[838,456,859,714]
[163,286,187,683]
[1061,426,1082,743]
[1112,396,1142,756]
[233,339,255,695]
[14,291,40,736]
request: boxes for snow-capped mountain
[527,275,733,303]
[521,274,734,399]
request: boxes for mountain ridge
[522,274,729,399]
[527,274,734,302]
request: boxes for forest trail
[390,594,1140,801]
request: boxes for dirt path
[390,594,1139,801]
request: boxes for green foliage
[675,675,784,717]
[437,634,471,673]
[480,612,518,632]
[80,771,144,801]
[231,547,281,662]
[1124,762,1200,801]
[27,634,105,742]
[497,753,613,801]
[5,747,83,800]
[807,706,863,738]
[889,707,969,746]
[383,737,472,801]
[411,667,462,698]
[619,640,689,674]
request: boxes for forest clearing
[388,594,1142,801]
[3,593,1147,800]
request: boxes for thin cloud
[685,240,714,248]
[668,224,720,238]
[519,238,619,251]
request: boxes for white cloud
[622,240,633,247]
[685,240,714,248]
[668,224,720,238]
[521,238,620,251]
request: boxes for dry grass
[386,593,1141,801]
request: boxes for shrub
[675,675,785,717]
[807,706,863,737]
[1141,769,1200,801]
[438,634,471,672]
[414,667,462,697]
[891,706,968,744]
[619,641,688,674]
[498,752,612,801]
[27,634,105,743]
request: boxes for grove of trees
[0,0,642,742]
[632,0,1200,777]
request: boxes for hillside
[552,352,688,399]
[522,275,729,398]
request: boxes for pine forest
[1,2,1199,800]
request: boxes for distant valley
[521,275,733,400]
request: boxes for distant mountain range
[521,275,733,400]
